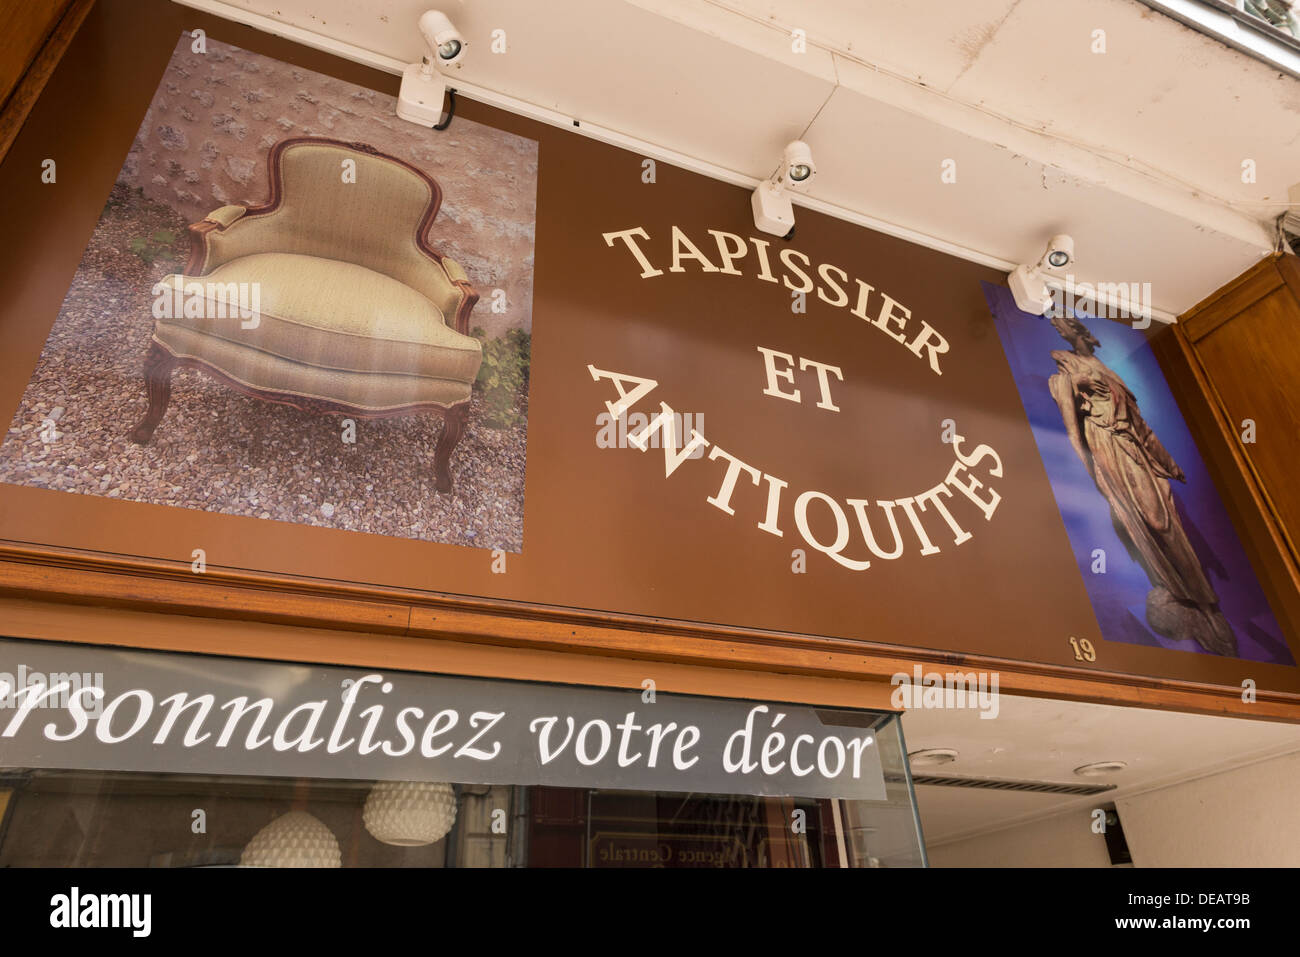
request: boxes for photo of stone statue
[984,283,1291,665]
[1046,315,1236,655]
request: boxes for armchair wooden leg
[128,342,178,445]
[433,401,469,493]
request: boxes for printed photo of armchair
[129,136,482,493]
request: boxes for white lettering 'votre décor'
[0,675,877,789]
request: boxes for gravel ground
[0,183,527,552]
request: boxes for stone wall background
[122,35,537,338]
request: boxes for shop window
[0,772,920,868]
[0,639,925,868]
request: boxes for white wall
[1116,750,1300,867]
[927,808,1112,868]
[926,750,1300,867]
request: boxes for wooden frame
[126,136,480,494]
[1173,254,1300,571]
[1,542,1297,720]
[0,0,94,165]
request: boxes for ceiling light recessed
[1074,761,1127,777]
[908,748,959,768]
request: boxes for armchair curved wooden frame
[128,136,480,494]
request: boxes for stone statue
[1047,314,1237,656]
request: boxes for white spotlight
[752,140,816,237]
[1009,233,1076,315]
[1042,234,1075,271]
[420,10,465,67]
[396,10,465,127]
[781,139,816,188]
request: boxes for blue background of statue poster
[982,282,1291,665]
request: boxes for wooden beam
[0,0,94,166]
[0,551,1296,721]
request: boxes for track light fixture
[1008,233,1076,315]
[751,140,817,238]
[396,10,465,128]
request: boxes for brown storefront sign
[0,0,1295,713]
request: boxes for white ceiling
[176,0,1300,314]
[903,693,1300,847]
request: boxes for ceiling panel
[950,0,1300,206]
[804,81,1267,311]
[903,694,1300,845]
[691,0,1023,89]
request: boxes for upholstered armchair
[129,136,482,493]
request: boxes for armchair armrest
[203,205,247,229]
[442,257,469,284]
[436,256,479,335]
[184,205,258,276]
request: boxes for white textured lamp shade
[363,781,458,847]
[241,810,342,868]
